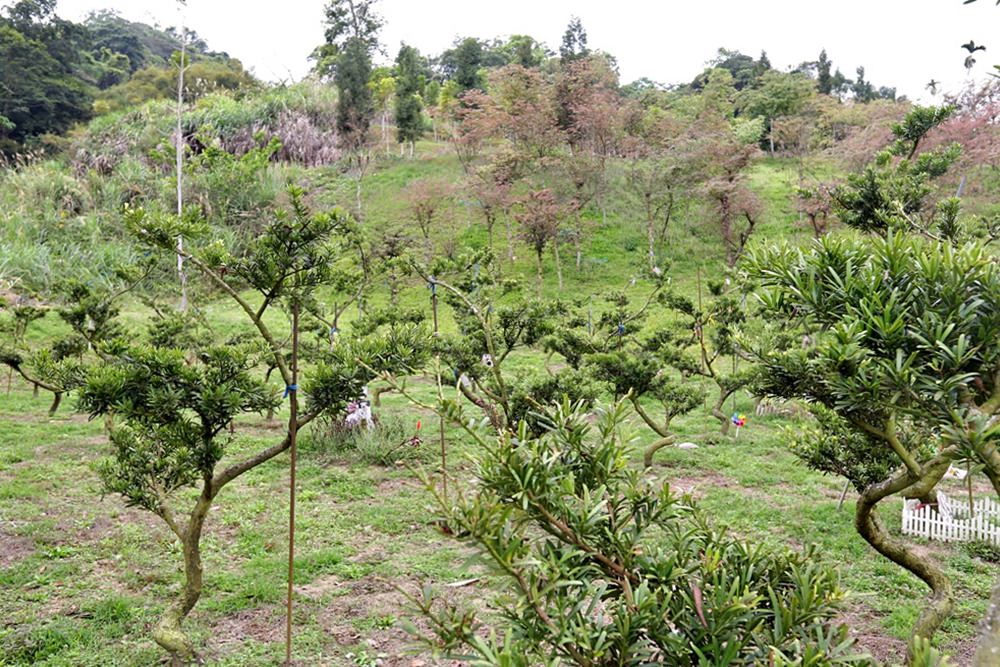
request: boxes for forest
[4,0,1000,665]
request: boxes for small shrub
[311,413,427,466]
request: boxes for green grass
[1,142,993,666]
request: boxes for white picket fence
[901,491,1000,546]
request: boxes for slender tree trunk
[504,216,515,263]
[574,210,583,270]
[535,250,543,297]
[856,476,953,658]
[711,388,732,436]
[175,22,188,313]
[153,493,210,665]
[645,197,656,270]
[355,173,363,222]
[383,110,389,156]
[552,240,563,291]
[48,392,62,417]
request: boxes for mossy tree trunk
[855,457,955,661]
[153,486,212,666]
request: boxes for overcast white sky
[24,0,1000,102]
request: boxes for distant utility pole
[175,0,190,312]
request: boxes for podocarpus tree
[656,287,753,437]
[745,231,1000,658]
[742,105,1000,657]
[588,350,703,467]
[407,400,868,666]
[543,276,665,370]
[403,251,594,436]
[86,190,428,665]
[0,273,148,415]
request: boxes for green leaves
[81,343,279,505]
[412,400,865,665]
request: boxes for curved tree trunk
[974,461,1000,664]
[976,581,1000,666]
[48,392,62,417]
[711,389,732,436]
[856,469,954,659]
[643,436,674,468]
[153,492,211,665]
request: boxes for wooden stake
[836,479,850,511]
[431,279,446,499]
[284,299,299,666]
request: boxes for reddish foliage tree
[403,177,454,262]
[488,65,565,159]
[796,181,838,238]
[699,134,762,267]
[624,111,703,269]
[516,188,566,294]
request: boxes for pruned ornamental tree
[80,188,428,665]
[657,286,753,437]
[588,350,703,467]
[407,400,868,666]
[400,251,594,436]
[543,278,664,370]
[0,271,149,416]
[832,105,960,238]
[743,106,1000,659]
[745,231,1000,657]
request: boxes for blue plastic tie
[428,276,437,296]
[617,322,625,336]
[284,384,298,398]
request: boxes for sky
[32,0,1000,102]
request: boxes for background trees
[394,43,423,154]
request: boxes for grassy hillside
[1,128,995,667]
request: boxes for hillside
[5,2,1000,665]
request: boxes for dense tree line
[0,0,253,155]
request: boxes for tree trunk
[976,580,1000,666]
[552,240,563,291]
[176,28,188,313]
[504,217,515,263]
[535,251,544,297]
[153,494,210,665]
[856,477,953,658]
[974,459,1000,664]
[48,392,62,417]
[383,110,389,156]
[485,210,495,255]
[354,174,363,222]
[643,436,674,468]
[574,210,583,270]
[711,389,732,436]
